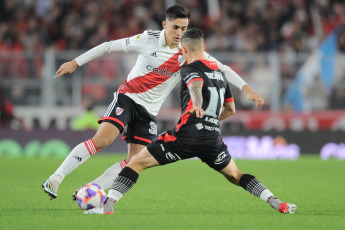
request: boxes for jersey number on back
[204,87,225,118]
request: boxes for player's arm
[186,80,205,118]
[204,52,264,107]
[219,100,236,121]
[219,81,235,121]
[54,30,149,78]
[54,40,126,78]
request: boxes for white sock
[90,159,127,189]
[49,139,98,184]
[108,189,124,202]
[259,188,275,202]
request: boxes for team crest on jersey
[135,34,141,39]
[178,55,186,66]
[115,107,124,115]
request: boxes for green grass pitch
[0,154,344,230]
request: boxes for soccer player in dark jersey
[84,28,297,215]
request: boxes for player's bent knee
[128,150,158,172]
[92,138,113,150]
[91,122,120,150]
[127,161,146,173]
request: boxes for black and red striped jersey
[171,59,234,145]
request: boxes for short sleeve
[180,65,204,87]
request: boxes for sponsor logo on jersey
[204,117,219,125]
[150,52,157,57]
[204,125,221,132]
[166,152,176,161]
[135,34,141,39]
[165,152,181,162]
[214,151,226,165]
[178,55,186,66]
[146,65,173,77]
[115,107,124,115]
[195,123,204,130]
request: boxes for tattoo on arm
[188,80,203,107]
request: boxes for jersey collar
[160,29,181,49]
[198,59,219,70]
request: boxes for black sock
[239,174,275,202]
[110,166,139,197]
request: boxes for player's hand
[242,85,264,107]
[185,106,205,118]
[54,59,78,78]
[246,91,264,107]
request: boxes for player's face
[163,18,189,48]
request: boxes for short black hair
[166,5,191,21]
[181,28,204,51]
[181,28,204,42]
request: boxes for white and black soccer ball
[76,183,107,210]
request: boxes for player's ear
[182,46,188,54]
[162,20,167,29]
[181,46,188,61]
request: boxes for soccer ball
[76,183,107,210]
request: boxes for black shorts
[147,132,231,171]
[98,93,157,146]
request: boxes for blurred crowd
[1,0,344,52]
[1,0,345,112]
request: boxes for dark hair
[181,28,204,42]
[166,5,191,21]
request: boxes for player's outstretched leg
[73,143,146,200]
[91,159,128,188]
[83,166,139,214]
[42,139,98,199]
[220,158,297,214]
[269,198,297,214]
[72,159,128,200]
[83,147,159,214]
[82,197,116,215]
[239,174,297,214]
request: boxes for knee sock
[107,166,139,202]
[239,174,284,210]
[49,139,98,184]
[239,174,276,202]
[90,159,128,189]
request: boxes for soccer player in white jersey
[83,28,296,215]
[42,5,264,200]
